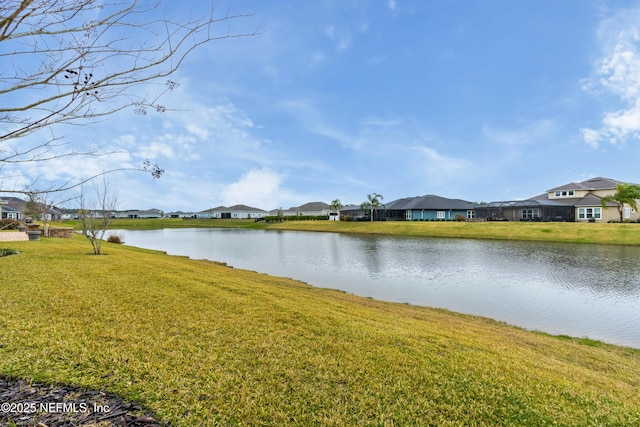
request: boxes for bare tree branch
[0,0,259,195]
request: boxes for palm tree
[360,200,372,220]
[366,193,385,222]
[330,199,342,220]
[601,183,640,222]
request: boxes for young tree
[329,198,342,221]
[79,178,118,255]
[1,0,257,195]
[601,183,640,222]
[23,193,44,222]
[22,192,57,235]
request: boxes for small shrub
[454,213,465,222]
[0,248,19,257]
[106,233,124,244]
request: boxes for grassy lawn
[62,217,269,230]
[1,236,639,425]
[266,220,640,245]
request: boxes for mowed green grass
[1,236,639,425]
[266,220,640,245]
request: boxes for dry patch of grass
[0,237,639,425]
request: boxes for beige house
[475,177,639,222]
[545,177,640,222]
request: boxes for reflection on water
[117,228,640,348]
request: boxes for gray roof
[227,204,268,213]
[572,193,618,207]
[199,205,228,213]
[199,205,267,213]
[0,204,20,213]
[547,177,624,192]
[386,195,475,211]
[287,201,331,211]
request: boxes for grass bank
[266,220,640,245]
[62,217,270,230]
[1,236,639,425]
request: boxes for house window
[521,209,539,220]
[554,190,575,197]
[405,210,412,220]
[578,207,601,220]
[437,211,446,219]
[467,210,475,219]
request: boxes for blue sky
[6,0,640,212]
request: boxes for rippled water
[116,228,640,348]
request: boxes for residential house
[340,195,475,221]
[474,177,638,222]
[197,205,267,219]
[0,196,62,221]
[165,211,196,219]
[386,195,476,221]
[338,204,368,220]
[126,209,164,219]
[0,201,21,220]
[272,202,332,217]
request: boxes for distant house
[165,211,196,219]
[197,205,267,219]
[273,202,332,217]
[340,195,475,221]
[126,208,163,219]
[475,177,638,222]
[0,196,62,221]
[0,202,21,220]
[338,204,367,220]
[386,195,476,221]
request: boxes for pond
[115,228,640,348]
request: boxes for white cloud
[134,141,175,160]
[581,128,603,148]
[387,0,398,11]
[583,8,640,147]
[186,123,210,140]
[410,146,473,181]
[220,168,292,209]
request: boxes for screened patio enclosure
[474,200,575,222]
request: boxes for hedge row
[264,215,329,223]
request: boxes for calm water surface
[117,228,640,348]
